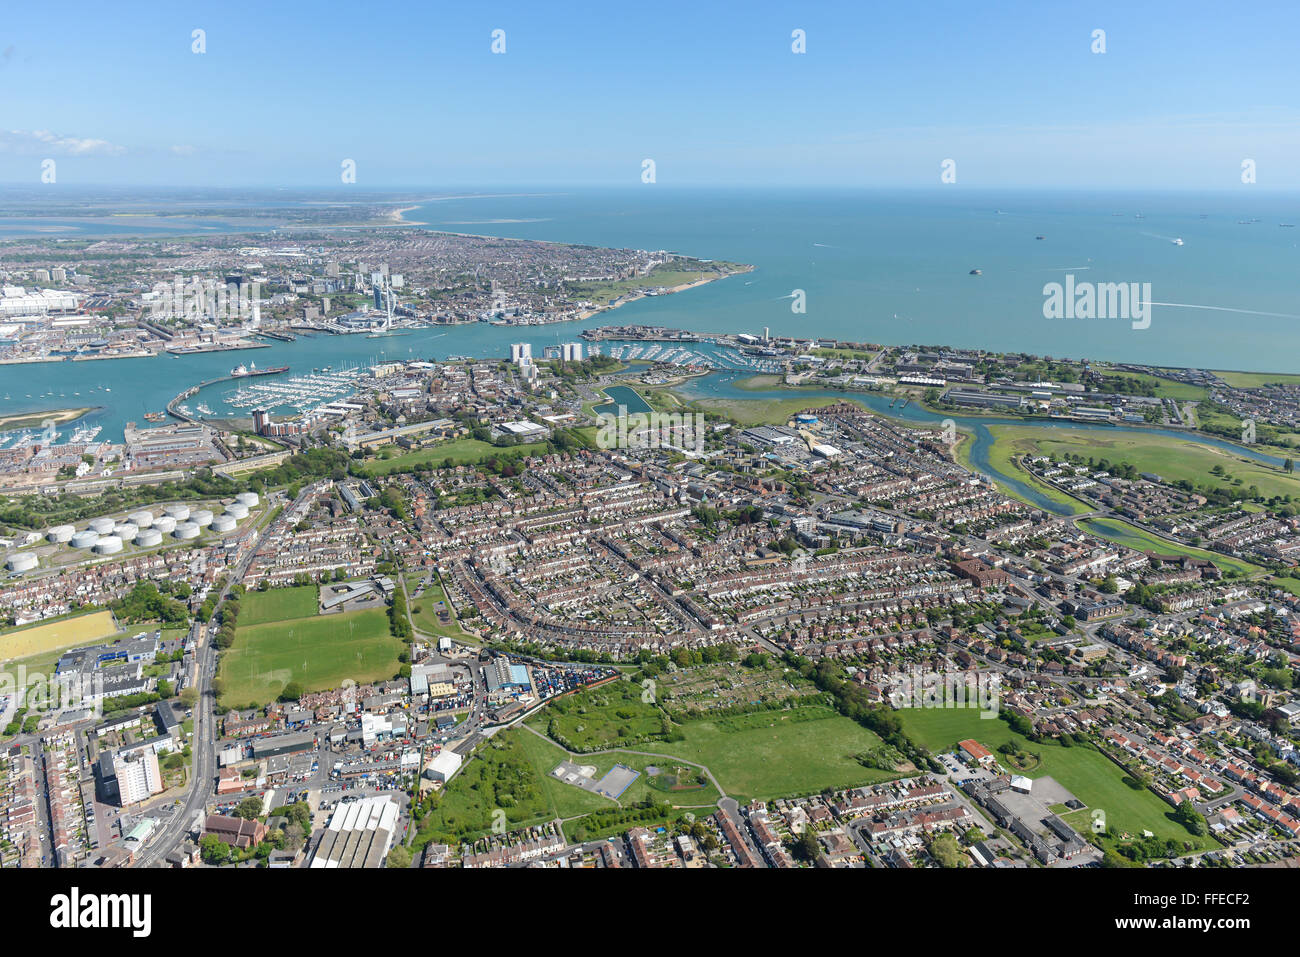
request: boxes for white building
[561,342,584,362]
[114,751,164,805]
[426,748,463,784]
[510,342,532,364]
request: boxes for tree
[200,835,232,865]
[1173,801,1208,837]
[236,796,263,820]
[386,845,412,869]
[791,829,819,862]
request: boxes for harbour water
[3,188,1300,448]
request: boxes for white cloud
[169,145,197,157]
[0,129,125,156]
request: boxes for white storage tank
[70,529,100,549]
[164,504,190,521]
[135,528,163,548]
[5,552,38,573]
[236,492,260,507]
[210,514,237,533]
[129,510,155,528]
[113,522,138,540]
[191,509,214,528]
[153,515,177,534]
[88,517,116,535]
[93,535,123,555]
[224,502,249,520]
[47,524,75,544]
[173,521,200,540]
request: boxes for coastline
[0,406,97,431]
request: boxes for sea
[2,187,1300,444]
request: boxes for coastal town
[0,233,1299,875]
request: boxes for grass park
[217,606,404,708]
[527,675,901,804]
[897,709,1217,854]
[358,437,550,477]
[405,575,474,642]
[986,423,1300,501]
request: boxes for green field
[1213,369,1300,389]
[1078,517,1262,578]
[676,380,846,427]
[1270,576,1300,596]
[413,729,613,846]
[984,423,1300,502]
[960,428,1093,516]
[405,575,474,641]
[898,709,1217,853]
[359,437,550,476]
[1102,370,1208,401]
[218,607,404,707]
[236,585,319,626]
[533,679,666,751]
[655,706,898,803]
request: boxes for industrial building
[308,795,400,868]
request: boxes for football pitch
[218,607,403,707]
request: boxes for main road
[135,489,295,867]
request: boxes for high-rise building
[113,751,164,806]
[562,342,584,362]
[510,343,532,364]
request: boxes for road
[134,489,293,867]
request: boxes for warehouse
[425,748,463,784]
[308,795,399,869]
[251,731,316,761]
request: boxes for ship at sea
[143,411,167,422]
[231,361,289,378]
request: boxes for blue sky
[3,0,1299,188]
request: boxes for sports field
[897,709,1217,852]
[236,585,319,626]
[218,607,403,707]
[0,611,118,661]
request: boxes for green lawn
[1102,370,1208,401]
[531,679,666,751]
[405,575,474,641]
[897,709,1217,854]
[573,749,722,808]
[1270,576,1300,597]
[656,706,898,803]
[359,438,550,476]
[961,427,1093,516]
[236,585,319,626]
[414,729,612,847]
[218,607,404,707]
[986,423,1300,501]
[1213,369,1300,389]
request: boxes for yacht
[1171,238,1184,246]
